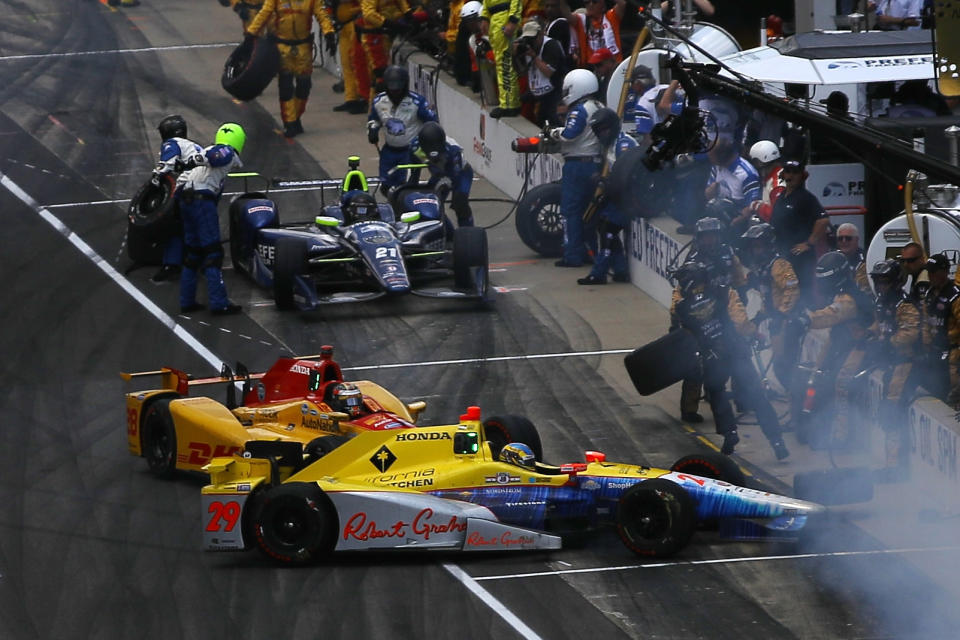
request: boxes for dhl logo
[184,442,244,466]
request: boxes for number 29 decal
[206,500,242,532]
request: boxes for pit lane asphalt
[2,2,959,639]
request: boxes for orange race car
[123,345,540,478]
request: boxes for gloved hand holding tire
[368,125,380,145]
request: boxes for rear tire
[252,482,337,564]
[670,452,746,487]
[453,226,489,295]
[515,182,563,258]
[141,399,178,478]
[303,435,350,465]
[221,35,280,101]
[274,237,308,310]
[616,479,697,557]
[483,415,543,461]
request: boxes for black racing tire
[515,182,563,258]
[141,398,178,478]
[273,237,308,310]
[616,478,697,558]
[126,220,163,265]
[127,174,178,264]
[453,226,489,295]
[303,435,351,465]
[670,452,747,487]
[252,482,337,564]
[483,415,543,461]
[623,329,699,396]
[221,35,281,102]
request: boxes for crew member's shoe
[332,80,345,93]
[489,107,520,119]
[151,264,181,283]
[611,272,631,282]
[283,120,304,138]
[772,440,790,460]
[681,412,704,424]
[180,303,205,313]
[676,224,695,235]
[721,430,740,455]
[577,275,606,285]
[347,100,369,114]
[211,304,243,316]
[333,102,353,112]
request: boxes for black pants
[701,355,737,436]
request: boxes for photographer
[513,20,567,126]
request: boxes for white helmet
[561,69,599,106]
[460,1,482,19]
[749,140,780,165]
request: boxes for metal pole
[760,17,768,46]
[946,125,960,166]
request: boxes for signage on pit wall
[628,217,684,309]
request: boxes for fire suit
[368,90,438,189]
[246,0,335,129]
[549,97,603,266]
[751,253,800,391]
[921,281,960,404]
[358,0,411,95]
[584,131,636,282]
[480,0,522,111]
[177,144,243,312]
[154,136,206,269]
[331,0,371,103]
[410,137,474,227]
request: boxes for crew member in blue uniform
[178,123,246,316]
[548,68,604,268]
[367,65,438,191]
[410,121,475,227]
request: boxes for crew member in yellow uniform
[329,0,371,113]
[246,0,335,137]
[480,0,522,118]
[230,0,268,31]
[358,0,411,98]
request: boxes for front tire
[483,414,543,461]
[515,182,563,258]
[141,399,178,478]
[273,237,307,310]
[616,479,697,558]
[252,483,337,564]
[303,435,350,465]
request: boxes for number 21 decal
[375,247,398,259]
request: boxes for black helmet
[870,258,901,293]
[157,114,187,140]
[674,260,709,296]
[742,222,775,244]
[417,122,446,162]
[815,251,852,293]
[589,107,621,147]
[383,65,409,92]
[329,382,363,418]
[695,216,723,235]
[344,192,378,223]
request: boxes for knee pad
[295,75,312,100]
[183,247,204,269]
[278,73,295,101]
[201,242,224,270]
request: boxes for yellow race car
[201,413,824,563]
[124,345,541,477]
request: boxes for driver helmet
[329,382,364,418]
[157,114,187,140]
[561,68,598,106]
[417,122,447,165]
[748,140,780,165]
[344,192,379,224]
[589,107,621,148]
[499,443,536,470]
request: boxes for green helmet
[215,122,246,154]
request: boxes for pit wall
[404,54,960,495]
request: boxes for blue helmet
[499,443,536,470]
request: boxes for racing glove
[547,127,564,141]
[234,3,250,21]
[324,33,337,57]
[794,312,811,333]
[367,124,380,145]
[150,171,162,187]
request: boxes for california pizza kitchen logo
[370,445,397,472]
